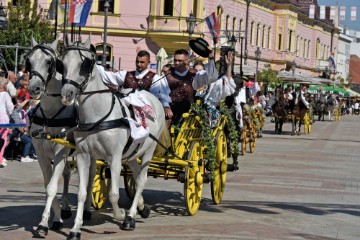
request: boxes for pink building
[5,0,338,78]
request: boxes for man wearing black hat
[164,47,218,124]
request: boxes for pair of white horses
[27,37,165,240]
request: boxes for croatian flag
[205,12,220,43]
[329,54,336,70]
[69,0,93,26]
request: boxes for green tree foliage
[0,0,54,70]
[257,63,282,92]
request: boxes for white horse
[326,94,338,121]
[27,38,92,236]
[59,38,165,239]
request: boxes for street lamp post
[186,12,196,41]
[255,47,261,79]
[239,37,244,77]
[229,35,237,74]
[102,0,110,67]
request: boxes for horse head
[59,37,96,106]
[27,37,60,99]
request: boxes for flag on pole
[57,0,70,25]
[75,0,93,27]
[47,0,57,20]
[205,12,220,43]
[320,5,326,19]
[351,7,357,21]
[69,0,87,24]
[329,54,336,70]
[309,5,315,19]
[339,6,346,20]
[330,6,337,20]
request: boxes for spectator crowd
[0,66,38,168]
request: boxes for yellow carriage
[42,99,239,215]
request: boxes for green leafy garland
[190,102,240,180]
[219,102,239,170]
[190,103,216,180]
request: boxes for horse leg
[297,119,302,135]
[68,152,91,240]
[291,116,295,135]
[108,156,126,222]
[61,161,72,219]
[35,153,55,236]
[279,118,283,134]
[274,117,278,134]
[121,144,155,231]
[79,160,95,221]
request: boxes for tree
[0,0,54,70]
[257,63,282,93]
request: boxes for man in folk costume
[96,50,171,109]
[165,48,218,124]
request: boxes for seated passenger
[96,50,171,109]
[164,49,218,124]
[193,51,235,107]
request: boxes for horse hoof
[35,225,48,236]
[297,132,301,136]
[83,210,92,221]
[50,221,63,231]
[291,133,295,136]
[61,209,72,219]
[138,204,150,219]
[120,216,136,230]
[67,231,81,240]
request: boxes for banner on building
[205,12,220,43]
[351,7,357,21]
[309,5,315,19]
[319,5,326,19]
[330,6,337,20]
[339,6,346,20]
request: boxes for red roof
[349,55,360,85]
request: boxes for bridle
[60,45,96,93]
[25,44,58,92]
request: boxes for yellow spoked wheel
[92,162,111,210]
[211,131,228,205]
[124,173,136,200]
[240,130,246,155]
[184,141,204,216]
[249,132,256,153]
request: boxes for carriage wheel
[249,132,256,153]
[211,131,228,205]
[240,130,246,155]
[124,173,136,200]
[92,164,111,210]
[184,141,204,216]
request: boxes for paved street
[1,115,360,240]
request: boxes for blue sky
[318,0,360,30]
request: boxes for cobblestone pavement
[0,115,360,240]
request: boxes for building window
[95,44,113,65]
[232,17,236,34]
[163,0,174,16]
[239,19,243,36]
[250,22,254,45]
[217,6,223,30]
[278,33,282,50]
[98,0,115,13]
[225,15,230,31]
[268,27,271,49]
[262,25,266,48]
[303,39,306,58]
[307,40,310,59]
[193,0,198,18]
[288,30,293,51]
[256,24,260,46]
